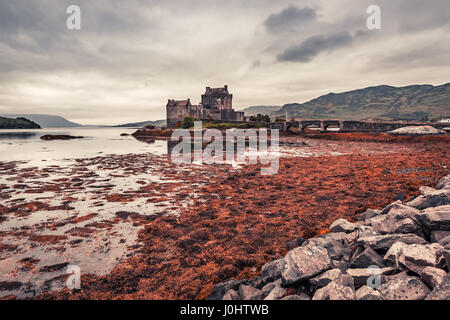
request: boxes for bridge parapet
[271,119,448,133]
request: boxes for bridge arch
[300,120,322,132]
[322,120,342,132]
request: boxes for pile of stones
[208,174,450,300]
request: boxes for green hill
[114,119,166,128]
[273,83,450,121]
[0,117,41,129]
[237,105,281,117]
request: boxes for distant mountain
[273,83,450,121]
[0,116,41,129]
[237,105,281,117]
[0,114,81,128]
[114,119,166,128]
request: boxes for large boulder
[420,266,447,289]
[406,190,450,210]
[304,232,357,248]
[431,230,450,243]
[358,209,380,221]
[436,174,450,190]
[357,233,426,251]
[222,289,241,300]
[349,246,385,268]
[384,242,446,273]
[329,219,358,233]
[207,278,247,300]
[261,258,285,282]
[263,286,287,300]
[367,214,422,236]
[346,267,395,287]
[439,236,450,250]
[415,205,450,231]
[366,203,423,235]
[425,273,450,300]
[261,279,281,296]
[312,275,356,300]
[355,285,383,300]
[379,200,403,215]
[309,269,342,290]
[379,276,430,300]
[238,284,264,300]
[281,244,332,286]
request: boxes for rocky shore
[209,174,450,300]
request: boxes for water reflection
[0,132,37,140]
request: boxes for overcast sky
[0,0,449,125]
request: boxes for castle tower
[166,99,192,128]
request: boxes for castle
[166,85,244,128]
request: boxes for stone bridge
[270,120,448,133]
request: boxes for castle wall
[166,100,191,128]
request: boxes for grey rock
[439,236,450,250]
[355,285,383,300]
[249,277,266,289]
[238,284,264,300]
[330,218,358,233]
[420,266,447,289]
[436,174,450,190]
[304,232,357,248]
[309,268,342,290]
[261,279,281,296]
[207,278,247,300]
[356,225,380,238]
[406,189,450,210]
[330,260,349,273]
[323,240,352,261]
[384,242,446,273]
[366,204,423,236]
[222,289,241,300]
[379,276,430,300]
[419,186,438,196]
[380,200,403,215]
[346,267,395,287]
[280,294,311,300]
[442,250,450,270]
[357,233,426,251]
[386,203,421,219]
[349,246,385,268]
[264,286,287,300]
[358,209,380,221]
[431,230,450,243]
[425,273,450,300]
[312,275,356,300]
[281,244,332,286]
[261,258,285,282]
[416,205,450,231]
[286,238,305,250]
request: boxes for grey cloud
[381,0,450,33]
[277,31,354,62]
[264,5,316,33]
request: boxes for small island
[0,116,41,129]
